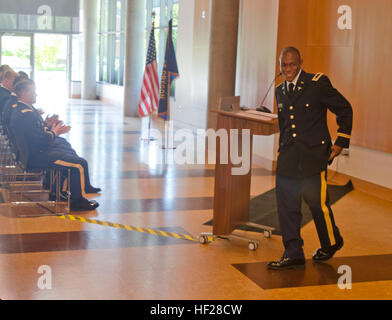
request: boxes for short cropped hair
[14,75,29,87]
[14,79,35,95]
[3,69,17,80]
[279,47,302,62]
[17,71,29,79]
[0,64,10,73]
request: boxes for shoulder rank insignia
[12,104,17,108]
[21,109,33,113]
[312,72,324,82]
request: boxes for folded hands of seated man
[51,121,71,136]
[45,114,71,136]
[45,114,59,128]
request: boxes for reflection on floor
[0,99,392,300]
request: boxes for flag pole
[141,110,156,142]
[162,18,176,150]
[141,12,157,143]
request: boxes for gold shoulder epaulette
[21,109,33,113]
[12,104,17,108]
[312,72,324,82]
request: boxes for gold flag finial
[152,12,156,28]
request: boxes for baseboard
[328,170,392,203]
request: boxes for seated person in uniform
[17,71,29,78]
[9,79,101,211]
[0,64,11,82]
[2,74,29,131]
[0,69,18,114]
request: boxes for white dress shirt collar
[286,69,302,89]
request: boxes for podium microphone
[257,72,282,113]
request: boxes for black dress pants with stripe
[276,170,342,260]
[29,148,92,201]
[51,138,94,189]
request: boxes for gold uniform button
[292,133,297,138]
[322,141,325,144]
[292,124,296,129]
[306,104,309,107]
[290,115,294,119]
[289,106,294,110]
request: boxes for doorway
[34,33,68,108]
[0,32,69,110]
[0,33,34,78]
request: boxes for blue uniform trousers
[276,170,342,260]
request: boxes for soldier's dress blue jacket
[275,70,353,178]
[274,70,353,260]
[0,84,14,115]
[9,101,94,201]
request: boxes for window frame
[97,0,126,86]
[145,0,179,96]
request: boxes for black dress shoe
[85,186,102,194]
[267,257,305,270]
[313,237,344,262]
[70,198,99,211]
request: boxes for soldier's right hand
[51,122,65,136]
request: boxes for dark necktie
[288,83,295,98]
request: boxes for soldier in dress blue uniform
[0,64,11,82]
[267,47,353,270]
[2,74,29,135]
[9,80,101,211]
[0,70,18,114]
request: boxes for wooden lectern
[200,96,280,250]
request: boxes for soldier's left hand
[328,145,343,161]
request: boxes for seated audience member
[10,79,101,211]
[2,75,29,130]
[0,64,11,82]
[17,71,29,78]
[0,70,18,114]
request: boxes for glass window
[146,0,179,96]
[96,0,179,88]
[0,3,79,33]
[97,0,125,86]
[55,17,72,33]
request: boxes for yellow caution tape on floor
[57,214,204,243]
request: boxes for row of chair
[0,99,71,217]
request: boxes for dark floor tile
[233,254,392,289]
[0,226,195,254]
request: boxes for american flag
[138,26,159,117]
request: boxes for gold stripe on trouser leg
[320,170,336,246]
[54,160,87,198]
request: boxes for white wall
[235,0,280,165]
[172,0,209,131]
[331,145,392,189]
[70,81,81,98]
[97,82,124,106]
